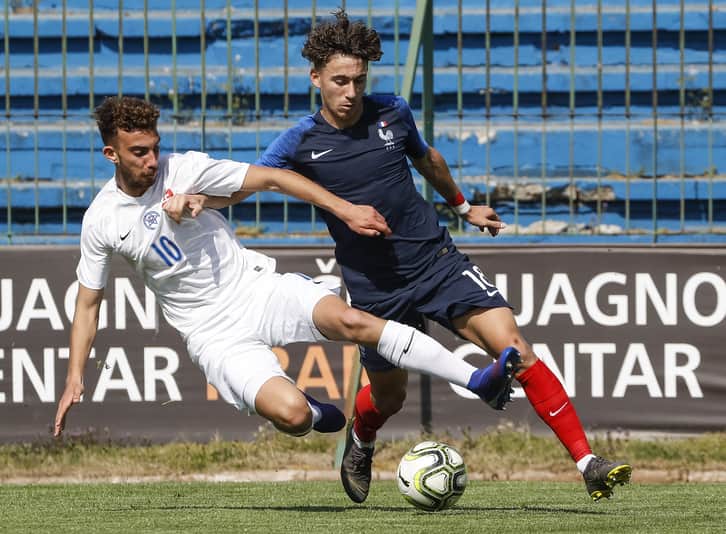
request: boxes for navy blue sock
[304,393,346,433]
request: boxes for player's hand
[344,205,392,238]
[53,379,84,437]
[463,205,507,237]
[162,193,207,223]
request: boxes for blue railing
[1,0,724,244]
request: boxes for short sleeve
[171,151,250,197]
[76,215,113,290]
[395,96,429,159]
[256,117,314,168]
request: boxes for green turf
[1,480,723,533]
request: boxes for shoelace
[351,446,373,469]
[584,457,611,480]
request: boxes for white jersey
[76,150,276,339]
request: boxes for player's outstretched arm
[412,147,506,236]
[162,191,254,223]
[162,165,391,237]
[53,284,104,437]
[242,164,392,238]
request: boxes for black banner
[1,245,724,442]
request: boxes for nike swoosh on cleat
[311,148,334,160]
[549,401,569,417]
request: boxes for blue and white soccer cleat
[304,393,346,433]
[466,346,521,410]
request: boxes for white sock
[307,401,322,426]
[352,428,375,449]
[376,320,477,387]
[576,454,596,473]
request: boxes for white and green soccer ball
[396,441,468,512]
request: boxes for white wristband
[452,200,471,216]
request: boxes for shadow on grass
[106,504,608,515]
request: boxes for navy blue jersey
[257,95,454,304]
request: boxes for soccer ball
[396,440,467,511]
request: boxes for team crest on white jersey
[143,210,161,230]
[377,121,396,151]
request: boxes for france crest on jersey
[377,119,396,150]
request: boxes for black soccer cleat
[340,419,374,503]
[583,456,633,502]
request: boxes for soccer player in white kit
[54,96,517,440]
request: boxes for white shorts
[186,271,336,413]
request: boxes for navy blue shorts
[354,245,511,372]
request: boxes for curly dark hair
[95,96,160,144]
[302,9,382,69]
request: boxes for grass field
[1,480,724,533]
[2,428,724,532]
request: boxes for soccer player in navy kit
[206,10,632,502]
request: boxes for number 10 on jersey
[151,236,182,266]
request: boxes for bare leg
[254,376,313,436]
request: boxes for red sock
[518,359,592,462]
[353,384,389,443]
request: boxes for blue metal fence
[1,0,724,243]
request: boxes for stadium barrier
[2,245,724,443]
[1,0,725,242]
